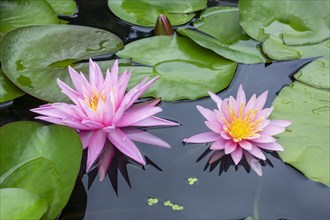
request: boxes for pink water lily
[31,59,178,181]
[183,85,291,176]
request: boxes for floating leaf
[262,37,330,89]
[178,7,265,64]
[0,0,59,34]
[117,35,237,101]
[0,122,82,219]
[0,188,47,220]
[47,0,76,16]
[239,0,330,45]
[271,82,330,186]
[0,68,24,103]
[107,0,207,26]
[0,25,123,102]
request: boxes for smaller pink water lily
[31,59,178,181]
[183,85,291,176]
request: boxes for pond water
[2,0,329,219]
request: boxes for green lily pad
[107,0,207,26]
[47,0,76,16]
[0,121,82,219]
[262,37,330,89]
[0,68,24,103]
[271,82,330,186]
[239,0,330,45]
[117,35,237,101]
[0,188,47,220]
[0,25,123,102]
[178,7,265,64]
[0,0,59,34]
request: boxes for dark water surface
[2,0,329,219]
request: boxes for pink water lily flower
[31,59,178,181]
[183,85,291,176]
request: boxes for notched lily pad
[271,82,330,186]
[47,0,77,16]
[107,0,207,26]
[0,25,123,102]
[0,68,24,103]
[117,35,237,101]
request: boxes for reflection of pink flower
[31,59,178,181]
[183,85,291,176]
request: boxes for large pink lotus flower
[183,85,291,176]
[31,59,178,181]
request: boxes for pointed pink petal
[210,138,226,150]
[126,99,160,114]
[86,130,107,171]
[231,147,243,165]
[262,125,285,135]
[244,151,263,176]
[102,94,114,126]
[208,91,222,109]
[117,70,131,102]
[197,105,217,122]
[257,142,284,151]
[98,142,115,182]
[270,120,292,128]
[68,66,84,94]
[205,121,222,134]
[116,106,162,127]
[130,116,178,127]
[224,140,237,154]
[236,85,246,105]
[183,131,220,143]
[252,135,276,143]
[255,107,273,120]
[238,140,252,150]
[244,94,256,116]
[81,119,104,129]
[89,59,104,90]
[220,131,231,140]
[31,104,71,119]
[35,116,65,126]
[107,128,146,165]
[122,127,170,148]
[254,90,268,110]
[248,145,266,160]
[57,79,81,104]
[79,131,94,149]
[209,151,225,164]
[229,96,239,116]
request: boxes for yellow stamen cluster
[223,103,263,142]
[86,91,105,111]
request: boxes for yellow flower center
[86,91,105,111]
[223,103,263,142]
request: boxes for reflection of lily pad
[0,0,59,33]
[47,0,76,16]
[117,36,237,101]
[107,0,207,26]
[271,82,330,186]
[178,7,265,64]
[0,122,82,219]
[0,25,123,102]
[0,69,24,103]
[0,188,47,220]
[239,0,330,45]
[263,37,330,89]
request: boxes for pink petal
[248,145,266,160]
[89,59,104,90]
[252,135,276,143]
[220,131,231,140]
[209,151,225,164]
[210,138,226,150]
[102,94,114,126]
[257,142,284,151]
[196,105,217,122]
[79,130,94,149]
[107,128,146,165]
[270,120,292,128]
[122,127,170,148]
[57,79,81,104]
[261,124,285,135]
[117,70,131,102]
[68,66,84,94]
[245,94,256,113]
[224,140,237,154]
[244,151,263,176]
[236,84,246,106]
[205,121,222,134]
[98,142,115,182]
[254,90,268,110]
[231,147,243,165]
[229,96,239,116]
[255,107,273,120]
[116,106,162,127]
[81,119,104,129]
[238,140,252,150]
[130,116,178,127]
[86,130,107,172]
[208,91,222,109]
[110,60,119,82]
[183,131,220,143]
[126,99,160,114]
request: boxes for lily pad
[47,0,76,16]
[0,121,82,219]
[0,25,123,102]
[0,0,59,34]
[178,7,265,64]
[107,0,207,26]
[271,82,330,186]
[262,37,330,89]
[117,35,237,101]
[0,68,24,103]
[0,188,47,220]
[239,0,330,45]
